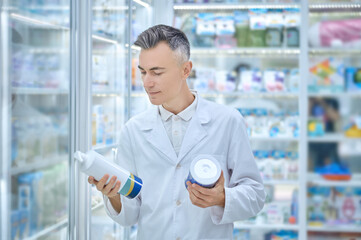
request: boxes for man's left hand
[186,171,225,208]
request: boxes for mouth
[148,91,160,96]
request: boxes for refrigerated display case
[1,0,71,239]
[0,0,153,239]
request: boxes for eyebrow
[138,66,166,71]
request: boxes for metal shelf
[27,5,70,11]
[308,92,361,98]
[93,143,119,152]
[263,179,300,186]
[309,3,361,11]
[308,225,361,233]
[174,3,300,11]
[11,155,67,175]
[307,173,361,187]
[307,133,360,143]
[191,48,299,57]
[10,13,69,30]
[234,222,300,231]
[91,202,104,212]
[12,87,68,95]
[28,48,68,54]
[201,92,299,98]
[250,136,300,142]
[309,48,361,56]
[130,91,299,98]
[93,6,128,11]
[12,88,126,96]
[23,218,68,240]
[92,89,123,97]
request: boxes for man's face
[138,41,190,106]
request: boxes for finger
[96,174,109,191]
[189,185,209,201]
[191,183,213,196]
[88,176,97,184]
[188,189,207,208]
[108,181,121,197]
[102,176,117,195]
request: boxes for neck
[162,90,195,115]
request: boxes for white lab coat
[104,96,266,240]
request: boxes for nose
[142,74,155,88]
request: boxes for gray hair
[134,24,190,64]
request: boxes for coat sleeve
[103,124,141,226]
[210,110,266,225]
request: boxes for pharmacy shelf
[93,143,119,152]
[11,88,125,96]
[307,173,361,187]
[130,91,299,99]
[91,202,104,212]
[308,92,361,98]
[309,48,361,56]
[27,5,70,11]
[307,225,361,233]
[11,154,67,175]
[11,13,118,46]
[309,2,361,11]
[250,136,299,142]
[174,3,300,11]
[234,222,300,231]
[201,92,299,99]
[263,179,299,186]
[12,87,68,95]
[10,13,69,30]
[191,48,299,57]
[28,47,68,54]
[93,5,128,11]
[307,133,360,143]
[92,89,123,96]
[23,218,68,240]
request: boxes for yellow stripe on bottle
[125,174,135,197]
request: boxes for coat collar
[140,96,211,163]
[140,96,211,131]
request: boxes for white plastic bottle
[74,150,142,199]
[185,155,221,189]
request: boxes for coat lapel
[141,107,178,163]
[140,97,212,164]
[177,97,211,162]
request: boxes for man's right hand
[88,174,122,213]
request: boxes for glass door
[1,0,70,239]
[90,0,130,239]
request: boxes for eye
[154,72,163,76]
[140,71,146,75]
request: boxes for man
[88,24,265,240]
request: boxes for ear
[182,61,193,80]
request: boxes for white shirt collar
[159,91,197,122]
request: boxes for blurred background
[1,0,361,240]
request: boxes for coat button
[176,163,181,169]
[176,200,181,206]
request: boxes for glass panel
[7,0,70,239]
[130,0,154,117]
[307,1,361,238]
[91,0,129,239]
